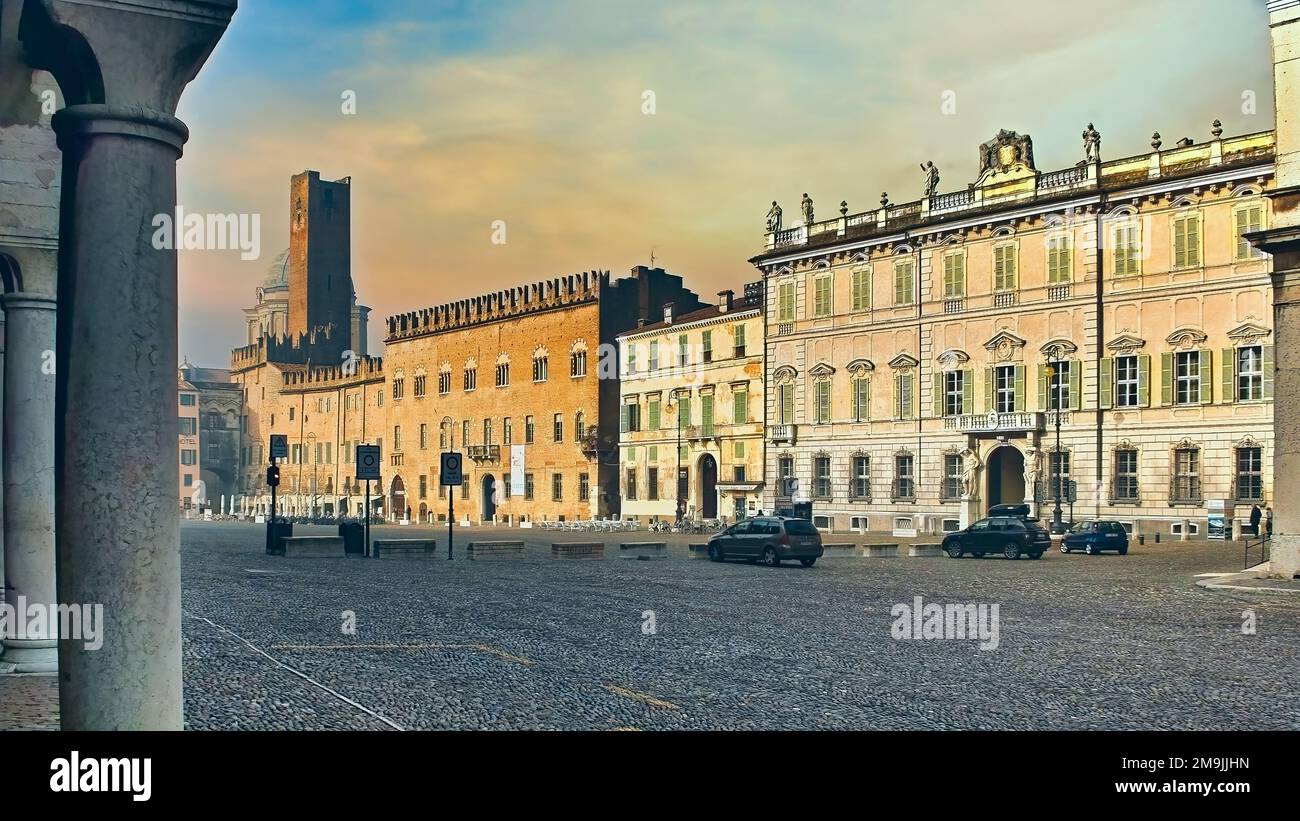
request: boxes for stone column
[0,294,56,672]
[21,0,236,729]
[0,309,5,593]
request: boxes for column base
[0,638,58,673]
[1268,534,1300,579]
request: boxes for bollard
[1155,532,1160,544]
[1138,534,1145,546]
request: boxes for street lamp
[306,432,318,517]
[1046,359,1063,534]
[667,389,684,522]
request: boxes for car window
[764,521,783,535]
[731,521,751,535]
[970,519,990,531]
[784,519,819,535]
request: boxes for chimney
[637,318,648,328]
[663,302,674,325]
[717,290,734,313]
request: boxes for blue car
[1061,520,1129,555]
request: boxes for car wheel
[1028,552,1043,560]
[1002,541,1021,560]
[944,542,963,558]
[708,544,722,562]
[1060,544,1070,553]
[1119,546,1128,556]
[1085,543,1097,555]
[762,546,780,567]
[800,558,816,568]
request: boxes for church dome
[262,250,289,290]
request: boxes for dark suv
[707,516,824,567]
[942,515,1051,560]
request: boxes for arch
[389,475,407,522]
[697,453,718,519]
[481,474,497,522]
[984,442,1027,510]
[0,252,23,293]
[772,364,798,383]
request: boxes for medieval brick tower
[288,170,354,355]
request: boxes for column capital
[1,292,57,312]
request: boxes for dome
[262,249,289,290]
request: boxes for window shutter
[895,374,904,419]
[1013,365,1025,412]
[1188,215,1200,267]
[1036,364,1047,411]
[933,372,944,417]
[1198,349,1212,404]
[1263,345,1275,400]
[1160,352,1173,406]
[961,370,974,415]
[1068,362,1081,410]
[620,405,628,433]
[1138,354,1151,407]
[984,367,994,413]
[1221,348,1235,404]
[1099,357,1113,409]
[1174,217,1187,269]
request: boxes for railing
[1045,409,1072,426]
[776,322,794,336]
[943,298,964,314]
[993,291,1018,308]
[891,480,916,502]
[1047,284,1072,301]
[944,411,1044,433]
[1169,480,1203,506]
[931,189,974,210]
[1244,534,1271,570]
[1039,165,1088,189]
[467,444,501,461]
[767,424,795,443]
[390,453,403,466]
[774,226,804,248]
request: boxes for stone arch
[0,251,24,293]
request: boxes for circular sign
[444,454,461,472]
[359,450,378,471]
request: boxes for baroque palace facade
[750,126,1277,535]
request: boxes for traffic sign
[269,434,288,461]
[440,452,463,486]
[356,444,381,481]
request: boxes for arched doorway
[985,446,1026,510]
[390,476,406,522]
[481,474,497,522]
[699,454,718,518]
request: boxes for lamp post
[668,390,684,522]
[1047,359,1063,534]
[307,432,318,517]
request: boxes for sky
[174,0,1276,366]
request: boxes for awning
[715,481,763,492]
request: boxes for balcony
[467,444,501,462]
[767,424,796,444]
[944,411,1045,433]
[993,291,1017,308]
[1047,284,1072,301]
[943,298,964,314]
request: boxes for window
[1049,450,1071,501]
[625,344,637,374]
[1115,355,1139,407]
[570,350,587,377]
[942,454,962,500]
[1175,351,1200,406]
[778,456,795,498]
[648,397,661,430]
[894,259,914,305]
[503,417,512,445]
[553,413,563,442]
[496,362,509,387]
[533,356,548,382]
[778,281,795,322]
[813,380,831,424]
[288,407,295,421]
[852,456,870,499]
[1113,449,1139,501]
[184,474,193,487]
[896,372,914,420]
[852,377,869,421]
[575,412,585,442]
[852,265,871,311]
[1047,233,1072,283]
[677,335,688,368]
[995,365,1016,413]
[1172,213,1201,269]
[439,422,449,450]
[1173,447,1201,503]
[647,467,658,500]
[702,331,713,363]
[181,449,197,465]
[524,473,535,501]
[419,475,428,499]
[462,478,469,500]
[943,371,964,417]
[993,244,1017,291]
[700,394,714,436]
[483,419,493,445]
[734,324,747,357]
[778,383,794,424]
[677,396,691,429]
[414,375,427,397]
[942,251,965,298]
[814,456,831,499]
[1236,447,1263,502]
[733,389,748,424]
[1237,346,1263,401]
[179,417,196,435]
[1048,362,1071,410]
[552,473,563,501]
[648,341,659,371]
[463,367,477,391]
[1235,204,1265,260]
[392,378,404,400]
[393,425,402,451]
[525,416,535,444]
[621,401,641,433]
[578,473,589,501]
[733,465,746,482]
[376,391,383,407]
[894,454,915,500]
[625,469,637,501]
[179,394,196,406]
[1113,222,1141,276]
[462,420,469,448]
[439,371,451,394]
[419,423,428,450]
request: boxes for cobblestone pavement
[0,675,58,730]
[5,522,1299,730]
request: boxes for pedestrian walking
[1266,506,1274,538]
[1249,503,1262,537]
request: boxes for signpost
[440,452,463,559]
[356,444,381,556]
[266,435,287,554]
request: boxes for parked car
[1061,520,1129,555]
[942,515,1052,559]
[707,516,824,567]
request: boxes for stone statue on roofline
[1083,123,1101,163]
[920,161,940,198]
[801,193,814,225]
[766,200,782,233]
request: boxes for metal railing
[1244,533,1271,570]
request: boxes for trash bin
[265,521,293,555]
[339,521,364,556]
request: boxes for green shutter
[1099,357,1113,409]
[620,405,629,433]
[1160,352,1173,406]
[961,370,974,415]
[1068,362,1081,410]
[1263,345,1275,400]
[1198,349,1212,404]
[701,395,713,434]
[1013,365,1025,413]
[1221,348,1235,405]
[1037,365,1047,411]
[933,372,944,417]
[984,367,994,413]
[895,374,903,418]
[1138,354,1151,407]
[679,397,690,428]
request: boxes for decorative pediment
[983,330,1027,361]
[975,129,1036,186]
[845,358,875,376]
[808,361,836,378]
[1165,326,1208,350]
[1236,434,1261,449]
[495,352,510,364]
[1172,438,1199,451]
[1039,338,1078,360]
[772,365,798,383]
[888,353,919,371]
[935,349,970,370]
[1106,333,1146,354]
[1226,322,1272,345]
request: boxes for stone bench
[551,542,605,560]
[687,543,710,559]
[820,542,858,558]
[278,536,346,558]
[619,542,668,560]
[467,540,525,560]
[372,539,437,559]
[862,543,900,558]
[908,543,943,557]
